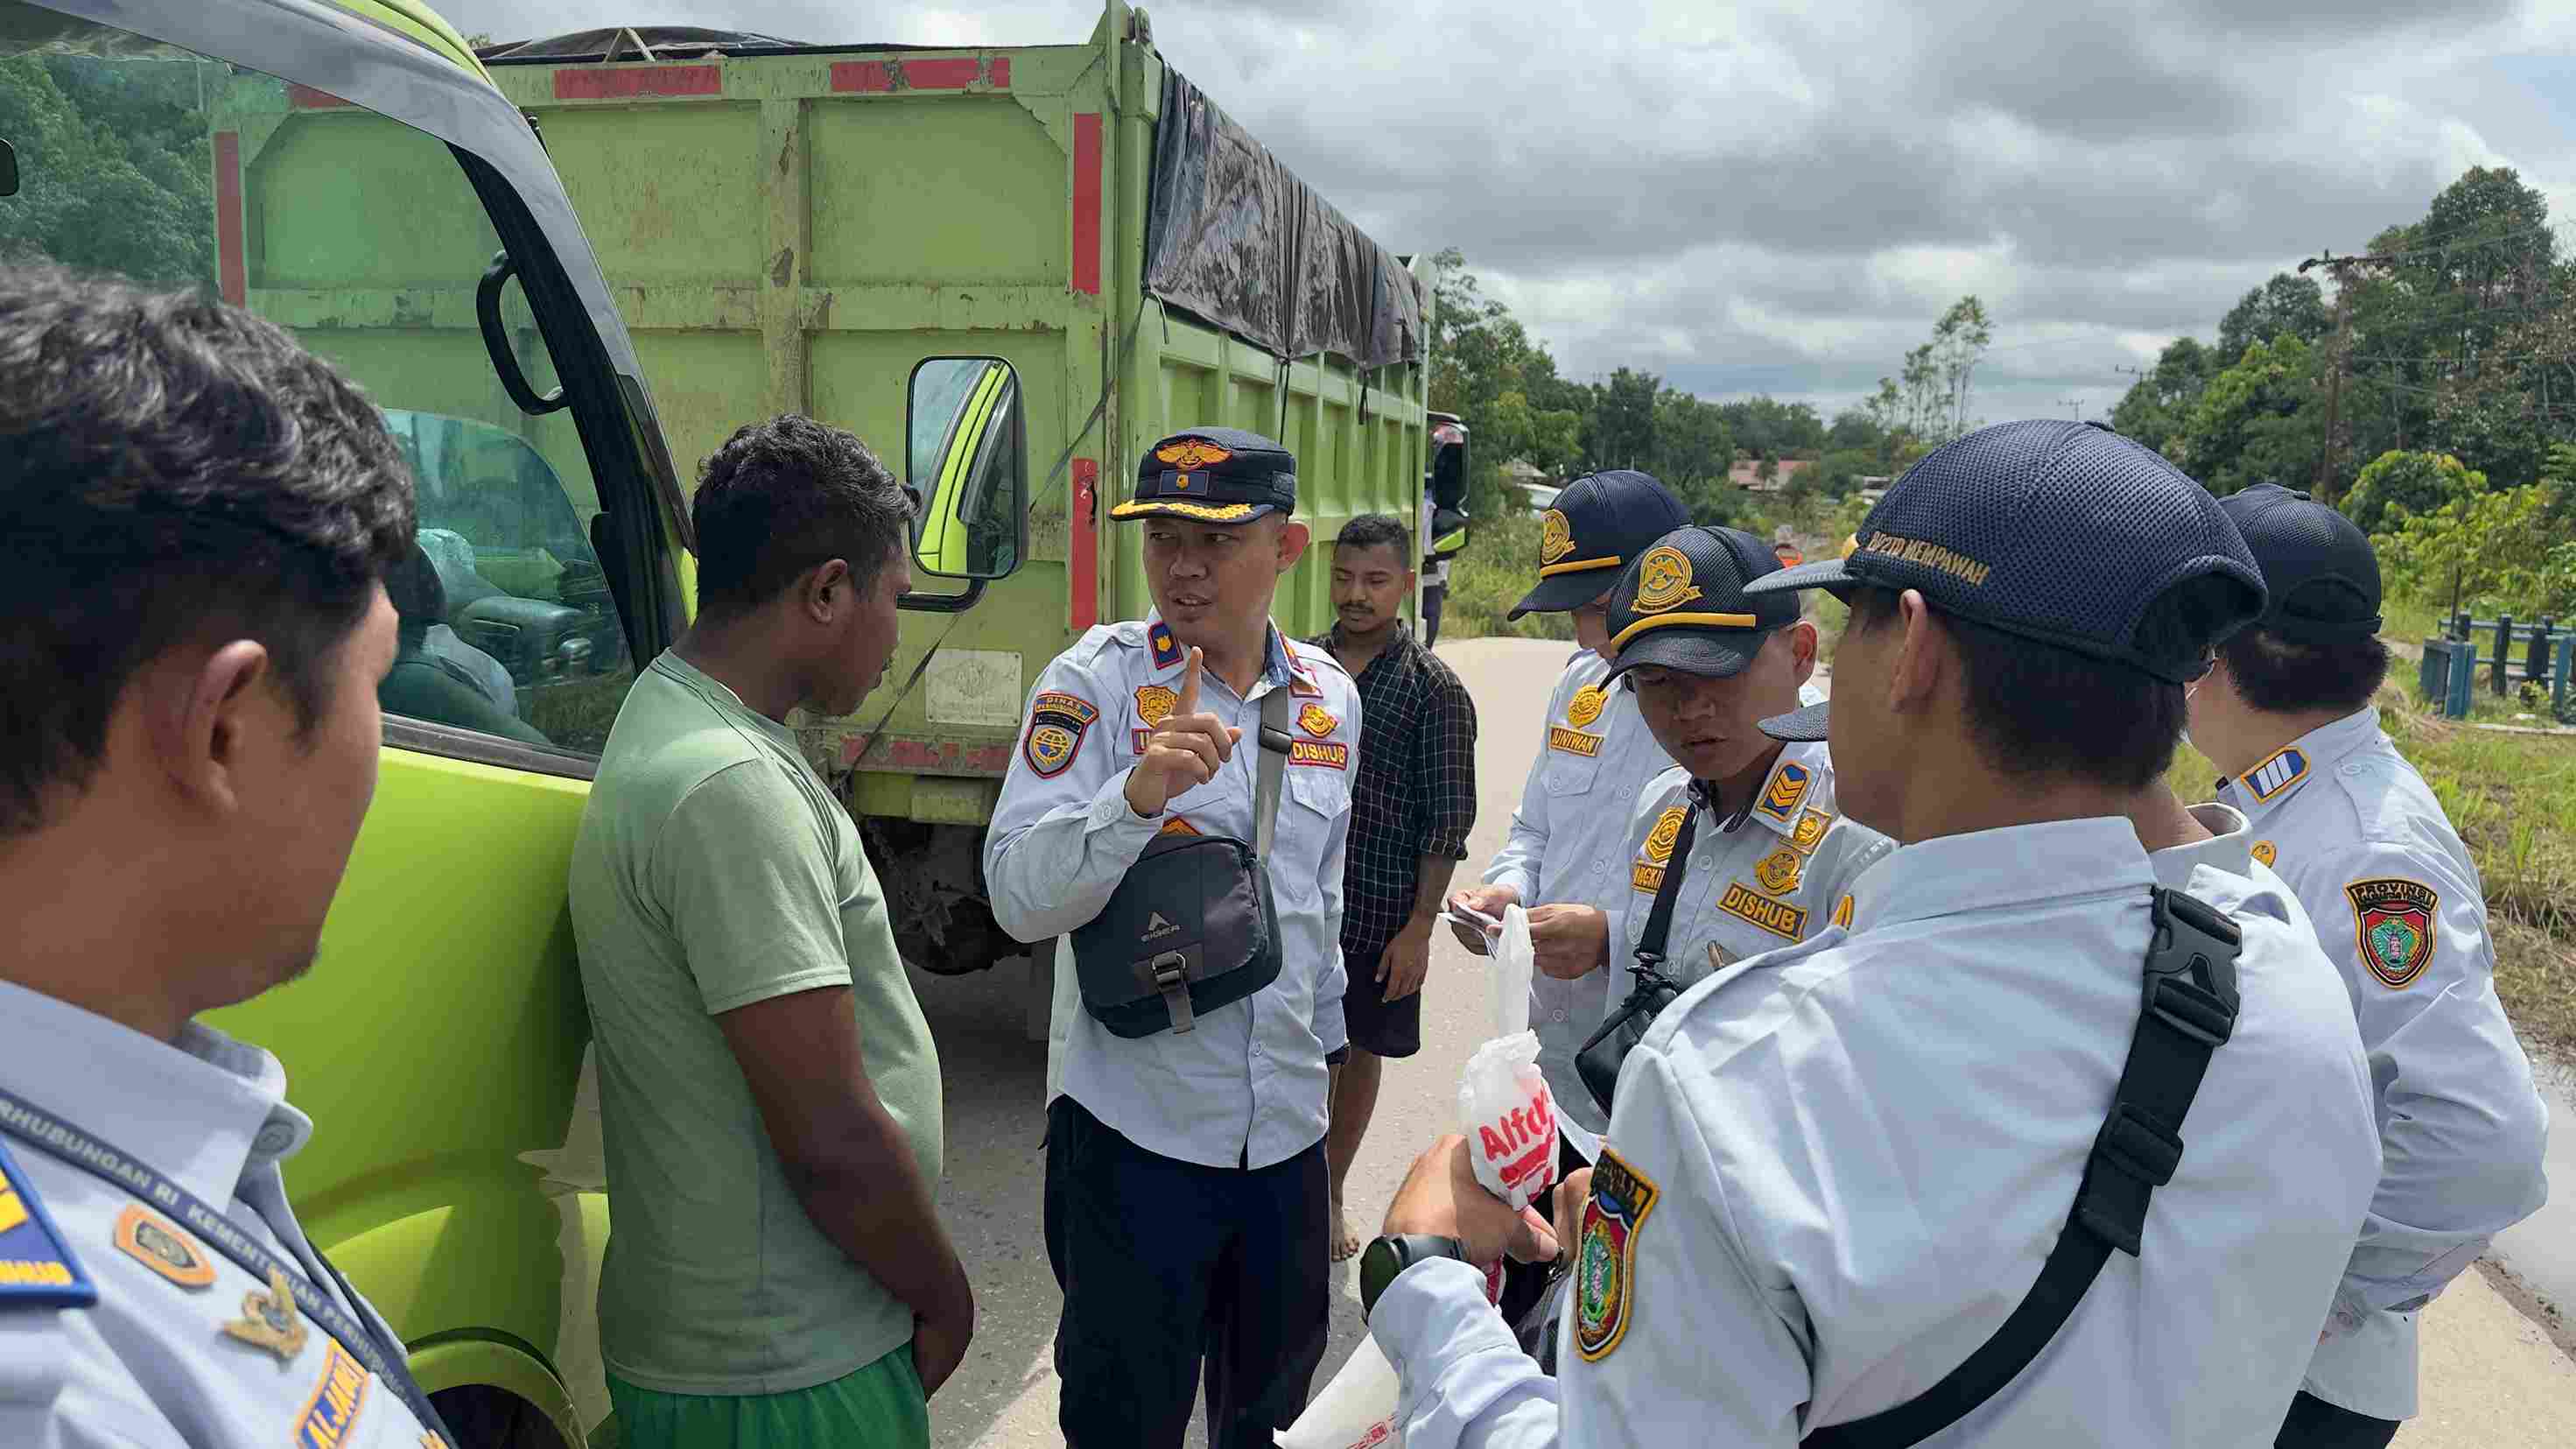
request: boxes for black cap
[2219,483,2383,642]
[1599,526,1801,684]
[1113,427,1296,524]
[1745,420,2265,741]
[1509,469,1689,619]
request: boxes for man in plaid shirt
[1309,514,1479,1260]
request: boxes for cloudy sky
[436,0,2576,424]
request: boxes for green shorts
[607,1346,929,1449]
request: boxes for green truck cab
[4,2,1421,1443]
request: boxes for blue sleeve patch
[0,1136,96,1308]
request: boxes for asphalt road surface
[541,634,2576,1447]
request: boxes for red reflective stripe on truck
[552,65,720,101]
[1070,112,1102,296]
[1071,459,1099,630]
[991,58,1013,89]
[213,131,246,307]
[829,57,1004,92]
[287,84,353,109]
[830,61,893,92]
[904,57,983,88]
[841,735,1014,775]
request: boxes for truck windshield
[0,4,636,756]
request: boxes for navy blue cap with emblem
[1601,526,1800,684]
[2218,482,2383,643]
[1113,427,1297,524]
[1745,419,2266,742]
[1511,469,1690,619]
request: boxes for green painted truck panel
[484,4,1430,837]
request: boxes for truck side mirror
[1,138,18,199]
[906,356,1028,584]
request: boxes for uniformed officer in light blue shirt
[1358,420,2383,1447]
[2190,484,2549,1449]
[985,427,1360,1448]
[0,269,454,1445]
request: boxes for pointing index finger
[1178,645,1204,714]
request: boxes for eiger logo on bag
[1141,912,1180,943]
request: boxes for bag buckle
[1149,951,1195,1034]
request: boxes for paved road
[542,634,2575,1446]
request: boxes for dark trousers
[2275,1390,2401,1449]
[1043,1095,1330,1449]
[1421,582,1446,648]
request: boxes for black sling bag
[1574,803,1701,1116]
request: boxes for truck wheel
[429,1385,572,1449]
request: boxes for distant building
[1729,458,1810,493]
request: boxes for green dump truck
[477,9,1437,981]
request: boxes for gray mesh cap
[1745,420,2266,740]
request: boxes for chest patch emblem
[1757,761,1811,822]
[1135,684,1178,728]
[1566,684,1607,728]
[2251,840,2277,868]
[1548,727,1603,757]
[1297,702,1339,738]
[1788,807,1832,856]
[293,1340,371,1448]
[1632,545,1702,614]
[113,1204,214,1290]
[1575,1149,1660,1362]
[2347,877,2438,988]
[1022,691,1098,778]
[1719,882,1807,941]
[1754,847,1803,896]
[2243,746,2309,801]
[221,1263,308,1361]
[1642,805,1688,865]
[1541,508,1575,565]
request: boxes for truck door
[2,3,684,1440]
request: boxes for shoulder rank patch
[1719,881,1807,941]
[1135,684,1178,728]
[2347,877,2439,988]
[1288,739,1348,770]
[1832,893,1856,929]
[1754,846,1802,896]
[2251,840,2277,868]
[113,1204,214,1289]
[1788,807,1832,857]
[1757,760,1811,822]
[1297,702,1339,738]
[1642,805,1688,865]
[2243,745,2309,801]
[1575,1148,1660,1361]
[1548,727,1603,757]
[293,1340,370,1448]
[1022,691,1098,778]
[0,1137,94,1306]
[1566,683,1607,729]
[1148,623,1184,670]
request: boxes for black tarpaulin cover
[1144,68,1424,369]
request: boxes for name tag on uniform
[1549,727,1603,757]
[1718,882,1807,941]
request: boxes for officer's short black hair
[2220,627,2389,715]
[1847,573,2243,792]
[0,264,416,836]
[692,414,913,615]
[1333,513,1411,564]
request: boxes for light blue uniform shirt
[986,615,1358,1171]
[1373,819,2381,1448]
[1482,649,1676,1147]
[0,981,446,1448]
[2218,706,2551,1420]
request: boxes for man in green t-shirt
[569,415,970,1449]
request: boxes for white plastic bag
[1276,1334,1403,1448]
[1460,904,1560,1210]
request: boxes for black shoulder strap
[1632,805,1701,968]
[1805,887,2241,1449]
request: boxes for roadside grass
[2174,678,2576,1058]
[1441,514,1573,643]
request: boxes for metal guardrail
[2430,613,2576,719]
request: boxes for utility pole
[2298,248,2404,505]
[2060,397,2085,421]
